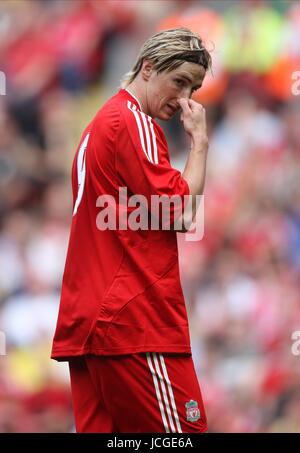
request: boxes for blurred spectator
[0,0,300,432]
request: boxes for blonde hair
[121,28,212,88]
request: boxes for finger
[188,98,196,107]
[178,98,190,114]
[188,99,204,111]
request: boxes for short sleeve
[116,101,189,227]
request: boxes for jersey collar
[123,88,143,112]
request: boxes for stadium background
[0,0,300,432]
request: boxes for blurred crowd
[0,0,300,433]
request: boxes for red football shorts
[68,353,207,433]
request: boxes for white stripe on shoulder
[147,117,159,164]
[138,111,154,164]
[127,101,152,163]
[146,353,169,433]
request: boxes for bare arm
[176,98,209,232]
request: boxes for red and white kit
[51,89,207,432]
[69,353,207,433]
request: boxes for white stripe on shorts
[146,352,169,432]
[147,353,182,433]
[152,353,176,432]
[159,354,182,433]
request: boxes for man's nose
[181,87,192,99]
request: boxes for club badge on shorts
[185,400,200,422]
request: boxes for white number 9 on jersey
[73,132,90,216]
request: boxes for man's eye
[175,79,184,86]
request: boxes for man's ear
[141,60,154,81]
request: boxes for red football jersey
[51,89,191,360]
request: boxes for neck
[125,81,148,114]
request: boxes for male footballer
[51,28,211,433]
